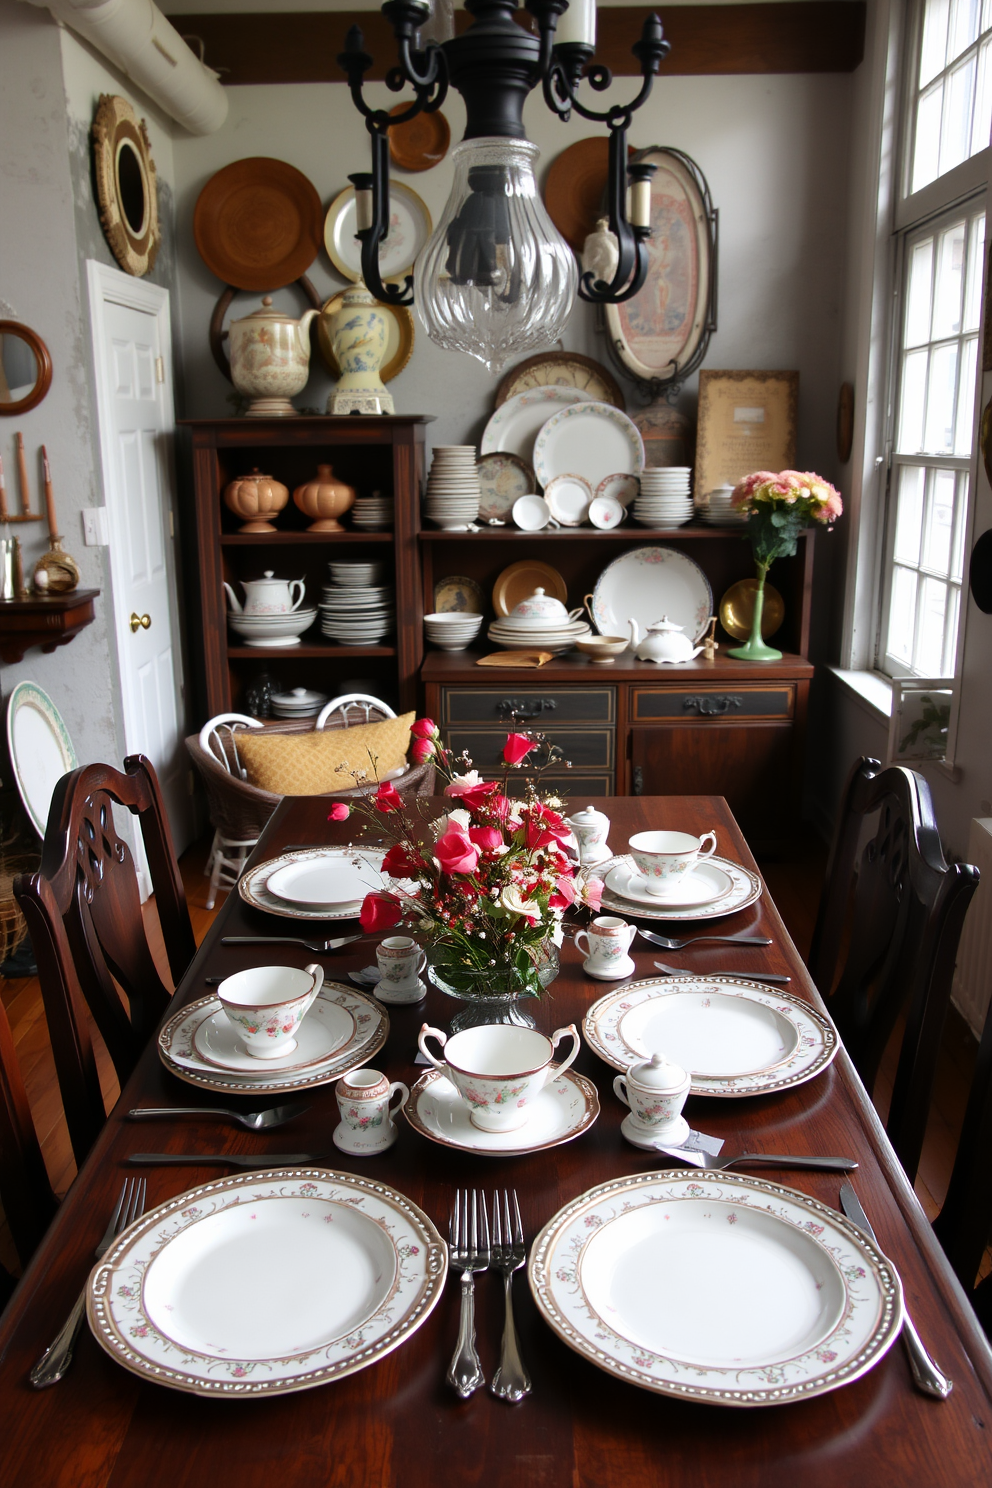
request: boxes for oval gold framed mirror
[0,321,52,415]
[92,94,161,278]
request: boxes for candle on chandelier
[556,0,596,49]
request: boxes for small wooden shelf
[226,643,397,659]
[221,531,394,546]
[418,525,751,542]
[0,589,99,664]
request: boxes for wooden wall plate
[388,105,450,171]
[545,138,615,256]
[194,158,323,291]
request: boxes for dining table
[2,794,991,1488]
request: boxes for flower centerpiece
[330,721,602,1030]
[729,469,843,661]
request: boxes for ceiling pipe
[20,0,229,135]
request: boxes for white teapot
[629,614,703,664]
[223,571,305,615]
[228,296,319,418]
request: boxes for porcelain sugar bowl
[614,1051,691,1150]
[228,295,318,418]
[565,804,612,867]
[629,615,704,664]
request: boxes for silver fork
[637,927,772,950]
[220,934,363,953]
[126,1101,311,1131]
[447,1188,490,1399]
[490,1190,532,1403]
[657,1148,859,1172]
[653,959,791,985]
[30,1176,147,1388]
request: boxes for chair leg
[205,845,225,912]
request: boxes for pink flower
[434,829,482,876]
[410,736,435,764]
[503,733,534,765]
[326,802,350,821]
[577,876,604,911]
[468,825,503,853]
[410,717,437,738]
[373,781,404,813]
[359,891,403,933]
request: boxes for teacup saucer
[332,1120,399,1155]
[620,1112,691,1150]
[578,843,614,868]
[193,1000,354,1074]
[606,860,731,910]
[582,955,635,981]
[373,978,426,1006]
[404,1065,600,1156]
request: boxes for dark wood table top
[2,797,991,1487]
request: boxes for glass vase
[726,568,783,662]
[427,944,560,1032]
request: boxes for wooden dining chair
[932,991,992,1317]
[807,756,979,1184]
[0,988,58,1282]
[13,755,196,1166]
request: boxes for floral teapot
[223,571,306,616]
[228,296,319,418]
[629,614,703,664]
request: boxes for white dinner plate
[88,1169,447,1397]
[158,987,389,1095]
[583,976,839,1096]
[480,386,592,460]
[592,854,762,922]
[605,859,730,909]
[266,851,385,909]
[239,848,413,923]
[192,1000,354,1074]
[591,545,713,644]
[528,1170,902,1407]
[5,681,78,836]
[403,1065,600,1156]
[533,402,644,490]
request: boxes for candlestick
[15,432,32,517]
[12,535,27,599]
[556,0,596,49]
[0,453,8,523]
[42,445,58,540]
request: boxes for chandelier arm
[549,15,670,127]
[355,131,415,306]
[576,128,652,304]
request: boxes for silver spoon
[127,1101,311,1132]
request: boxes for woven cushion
[237,714,415,795]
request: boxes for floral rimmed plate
[239,847,410,923]
[582,976,839,1096]
[591,545,712,644]
[158,987,388,1095]
[87,1169,447,1397]
[591,853,761,922]
[528,1169,902,1407]
[477,451,536,523]
[403,1065,600,1156]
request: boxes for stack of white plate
[701,484,749,526]
[424,611,483,651]
[227,609,318,648]
[634,467,693,527]
[328,559,386,587]
[487,616,591,654]
[423,446,480,529]
[319,579,396,645]
[270,686,329,719]
[351,492,394,530]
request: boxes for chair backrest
[198,713,263,779]
[808,756,979,1182]
[315,694,396,729]
[0,991,57,1267]
[14,755,196,1164]
[933,992,992,1292]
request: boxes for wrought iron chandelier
[339,1,671,372]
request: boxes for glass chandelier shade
[413,138,578,374]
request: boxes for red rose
[503,732,534,765]
[525,821,558,852]
[459,781,502,812]
[381,842,419,878]
[410,717,437,738]
[359,891,402,933]
[373,781,404,813]
[410,736,435,764]
[326,802,350,821]
[469,825,503,853]
[434,829,482,875]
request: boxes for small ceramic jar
[614,1052,691,1150]
[566,804,612,866]
[293,464,357,532]
[223,468,289,533]
[332,1068,409,1155]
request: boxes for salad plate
[528,1169,901,1407]
[545,473,593,526]
[158,987,388,1095]
[240,848,410,923]
[480,386,591,461]
[592,854,762,922]
[88,1168,446,1397]
[404,1066,599,1156]
[533,402,644,491]
[591,545,712,644]
[605,859,730,910]
[266,852,383,910]
[192,1002,353,1075]
[583,975,839,1096]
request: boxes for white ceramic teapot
[629,614,703,664]
[228,296,319,418]
[509,587,585,627]
[223,571,306,615]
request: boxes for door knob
[129,612,151,632]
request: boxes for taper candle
[42,446,58,539]
[0,453,8,523]
[15,432,31,517]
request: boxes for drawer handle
[632,765,644,796]
[683,694,743,717]
[496,697,557,722]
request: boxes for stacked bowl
[227,608,318,648]
[351,491,394,530]
[487,586,590,655]
[328,559,386,587]
[319,567,396,644]
[423,446,481,529]
[424,611,484,651]
[634,466,693,527]
[700,483,748,526]
[270,686,330,719]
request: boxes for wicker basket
[0,852,37,966]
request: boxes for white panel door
[87,262,193,873]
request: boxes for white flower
[500,883,538,921]
[432,807,472,838]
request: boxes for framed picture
[604,147,717,393]
[694,370,799,497]
[888,678,954,764]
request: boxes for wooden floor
[1,833,986,1284]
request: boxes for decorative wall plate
[591,545,712,644]
[605,147,716,389]
[481,386,590,461]
[492,560,568,617]
[88,1169,446,1396]
[434,574,485,613]
[6,681,78,836]
[324,181,431,285]
[194,158,323,291]
[92,95,161,278]
[477,451,536,523]
[317,291,414,382]
[533,402,644,491]
[528,1169,901,1407]
[495,351,625,410]
[388,103,451,171]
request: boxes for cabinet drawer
[444,727,614,771]
[481,770,615,797]
[441,687,614,726]
[631,685,795,722]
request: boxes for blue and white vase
[328,284,394,414]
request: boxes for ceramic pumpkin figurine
[292,465,357,531]
[223,469,289,532]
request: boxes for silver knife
[839,1180,953,1400]
[128,1152,331,1169]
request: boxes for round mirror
[92,94,161,278]
[116,138,148,237]
[0,322,52,415]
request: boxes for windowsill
[828,666,893,721]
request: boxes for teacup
[574,916,636,980]
[216,963,323,1059]
[418,1022,581,1132]
[375,936,427,1004]
[333,1067,409,1155]
[628,829,718,897]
